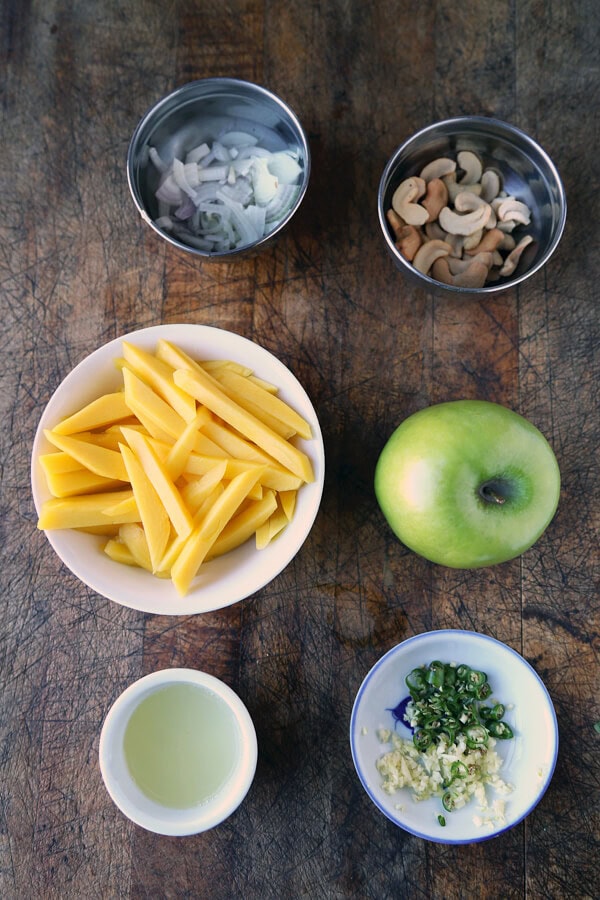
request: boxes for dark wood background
[1,1,599,897]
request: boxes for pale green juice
[123,683,240,809]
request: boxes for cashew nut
[498,234,534,276]
[419,157,457,182]
[497,197,531,226]
[386,208,423,261]
[397,225,423,261]
[447,252,493,275]
[463,227,505,256]
[462,228,484,251]
[391,177,429,226]
[445,177,482,204]
[432,256,489,289]
[451,260,489,288]
[438,202,491,236]
[412,239,452,275]
[481,168,502,203]
[454,191,497,229]
[421,178,449,223]
[457,150,483,184]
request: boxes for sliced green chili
[487,720,514,739]
[442,790,459,812]
[402,658,515,801]
[450,760,468,780]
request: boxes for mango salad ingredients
[37,339,315,597]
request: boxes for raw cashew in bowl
[387,152,535,288]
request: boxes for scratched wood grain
[1,0,599,898]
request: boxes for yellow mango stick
[43,430,128,482]
[213,369,312,439]
[256,504,289,549]
[199,359,253,377]
[118,523,153,572]
[180,461,228,514]
[45,469,124,498]
[122,367,188,441]
[104,538,138,567]
[51,392,132,435]
[37,489,139,530]
[121,427,193,539]
[170,468,264,596]
[173,367,314,483]
[119,443,170,572]
[207,490,278,559]
[201,419,274,464]
[121,341,197,423]
[166,408,213,480]
[155,339,206,375]
[102,495,139,518]
[247,374,278,393]
[279,489,297,521]
[185,453,302,493]
[193,431,231,458]
[39,452,84,476]
[158,483,224,574]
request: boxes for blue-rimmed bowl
[350,629,558,844]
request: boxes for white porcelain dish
[350,630,558,844]
[31,323,325,615]
[99,668,257,835]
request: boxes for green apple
[374,400,560,568]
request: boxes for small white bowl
[99,668,257,836]
[350,630,558,844]
[31,323,325,615]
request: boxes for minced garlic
[376,730,513,821]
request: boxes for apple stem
[480,484,507,505]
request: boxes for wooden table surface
[2,1,599,897]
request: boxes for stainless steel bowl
[378,117,566,295]
[127,78,310,260]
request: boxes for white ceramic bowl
[350,630,558,844]
[99,668,257,835]
[31,323,325,615]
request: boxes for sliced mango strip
[121,427,193,539]
[104,538,138,567]
[279,489,297,521]
[256,502,290,549]
[180,461,229,514]
[184,453,302,493]
[208,490,278,559]
[199,359,253,377]
[118,522,153,572]
[51,392,132,435]
[37,489,139,530]
[170,468,264,596]
[119,443,170,572]
[173,367,314,483]
[122,367,188,441]
[43,430,128,481]
[212,368,312,439]
[122,341,197,423]
[197,420,264,462]
[165,408,212,480]
[44,469,125,498]
[40,452,85,476]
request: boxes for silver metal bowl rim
[377,115,567,294]
[127,77,311,260]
